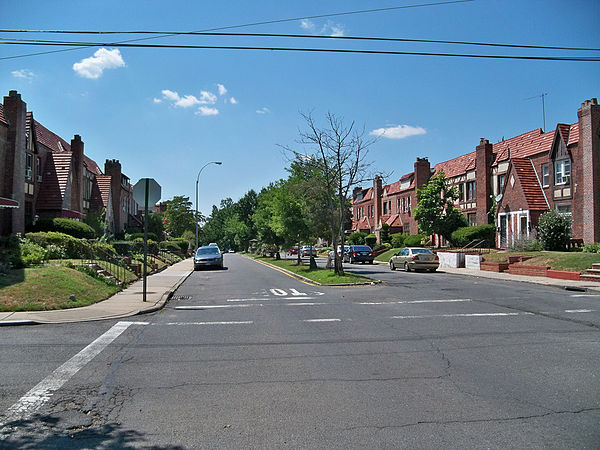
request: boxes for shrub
[380,223,390,244]
[0,234,22,269]
[125,232,158,242]
[347,232,367,245]
[112,241,136,256]
[168,238,189,253]
[373,243,391,253]
[537,210,572,251]
[404,234,425,247]
[510,231,542,252]
[450,225,496,248]
[45,244,67,259]
[25,231,92,258]
[30,217,95,239]
[365,234,377,247]
[582,242,600,253]
[132,238,159,254]
[390,233,407,249]
[20,239,46,266]
[160,241,182,252]
[91,242,118,258]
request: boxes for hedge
[160,241,182,252]
[25,231,92,258]
[347,232,367,245]
[30,217,95,239]
[365,234,377,247]
[450,224,496,248]
[403,234,425,247]
[390,233,407,249]
[125,232,159,242]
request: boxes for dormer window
[554,159,570,185]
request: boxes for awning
[0,197,19,208]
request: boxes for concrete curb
[137,269,194,315]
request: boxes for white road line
[358,299,471,305]
[227,297,316,302]
[156,321,254,326]
[391,312,533,319]
[564,309,594,313]
[303,318,341,323]
[287,302,328,306]
[0,321,140,427]
[174,304,260,309]
[570,294,600,297]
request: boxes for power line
[1,31,598,52]
[1,40,598,62]
[0,0,475,60]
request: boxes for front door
[499,215,508,248]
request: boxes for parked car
[337,245,350,256]
[300,245,317,257]
[389,247,439,272]
[343,245,374,264]
[194,245,224,270]
[289,246,299,255]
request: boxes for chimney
[70,135,84,213]
[105,159,122,231]
[414,157,431,190]
[352,186,363,200]
[2,90,27,234]
[578,98,600,243]
[475,138,494,225]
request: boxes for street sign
[133,178,161,207]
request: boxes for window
[407,197,411,212]
[556,204,572,217]
[401,197,406,213]
[383,201,388,215]
[25,153,33,180]
[467,213,477,226]
[457,183,464,202]
[36,157,42,182]
[466,181,476,200]
[497,174,505,193]
[554,159,570,185]
[541,163,549,187]
[397,198,401,213]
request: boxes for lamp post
[195,161,222,251]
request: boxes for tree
[537,209,572,251]
[413,171,467,244]
[84,207,106,237]
[284,112,376,275]
[163,196,196,238]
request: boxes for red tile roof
[36,152,72,210]
[34,120,71,153]
[353,216,372,231]
[84,155,103,175]
[385,174,415,195]
[492,128,555,163]
[95,174,112,207]
[353,187,373,205]
[0,104,7,126]
[567,123,579,146]
[434,151,476,178]
[384,214,403,228]
[510,158,548,210]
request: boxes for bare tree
[284,111,377,275]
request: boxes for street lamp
[195,161,222,251]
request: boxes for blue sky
[2,0,598,216]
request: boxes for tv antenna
[525,93,549,131]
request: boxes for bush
[25,231,92,258]
[404,234,425,247]
[347,232,367,245]
[20,239,46,266]
[160,241,182,252]
[113,241,136,256]
[373,243,391,253]
[125,232,158,242]
[365,234,377,247]
[390,233,407,249]
[450,225,496,248]
[538,210,572,251]
[582,242,600,253]
[380,223,390,244]
[45,244,67,259]
[132,238,159,254]
[510,231,542,252]
[168,238,189,253]
[0,235,22,269]
[91,242,118,258]
[30,217,95,239]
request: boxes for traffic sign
[133,178,161,206]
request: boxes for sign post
[133,178,161,302]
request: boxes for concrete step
[583,268,600,274]
[580,274,600,282]
[592,263,600,270]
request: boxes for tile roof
[567,123,579,146]
[353,187,373,205]
[95,174,112,207]
[384,214,403,228]
[434,151,476,178]
[353,216,372,231]
[492,128,555,163]
[36,152,72,210]
[385,173,415,195]
[0,104,7,126]
[510,158,548,210]
[84,155,103,175]
[33,119,71,153]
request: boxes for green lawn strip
[50,259,137,283]
[375,248,400,262]
[482,251,600,272]
[0,266,121,312]
[247,254,372,284]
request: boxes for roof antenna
[525,93,549,132]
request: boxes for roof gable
[502,158,548,211]
[34,119,71,153]
[434,152,476,178]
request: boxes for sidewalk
[0,258,194,326]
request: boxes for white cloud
[175,94,202,108]
[158,89,217,108]
[161,89,179,101]
[153,98,162,103]
[300,19,315,31]
[12,69,35,80]
[300,19,344,37]
[229,97,238,104]
[217,84,227,95]
[327,22,345,37]
[72,48,125,79]
[196,106,219,116]
[198,90,217,104]
[256,107,270,114]
[370,124,427,139]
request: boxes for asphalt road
[1,253,599,448]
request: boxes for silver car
[194,245,223,270]
[389,247,439,272]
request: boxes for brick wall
[578,98,600,243]
[475,138,493,225]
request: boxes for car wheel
[389,261,395,271]
[404,262,411,272]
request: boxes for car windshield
[412,248,433,254]
[353,246,371,251]
[196,247,220,255]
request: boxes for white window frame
[554,159,571,185]
[541,163,549,187]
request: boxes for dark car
[194,245,223,270]
[343,245,374,264]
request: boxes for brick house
[351,97,600,247]
[0,90,138,237]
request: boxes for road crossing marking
[358,299,471,305]
[175,304,260,309]
[227,297,316,302]
[303,318,341,323]
[564,309,594,313]
[287,302,328,306]
[391,312,533,319]
[155,321,254,326]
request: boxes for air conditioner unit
[37,175,43,182]
[25,168,32,179]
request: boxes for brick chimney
[105,159,122,231]
[414,157,431,190]
[373,176,383,225]
[578,98,600,243]
[70,135,84,213]
[475,138,494,224]
[2,90,27,234]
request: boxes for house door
[519,215,528,237]
[499,215,508,248]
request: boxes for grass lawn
[51,259,138,283]
[0,265,121,312]
[247,254,372,284]
[482,251,600,272]
[375,248,400,262]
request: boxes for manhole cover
[172,295,192,300]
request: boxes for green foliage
[25,231,92,258]
[30,217,96,239]
[45,244,67,259]
[166,238,189,253]
[510,235,542,252]
[112,241,135,256]
[404,234,425,247]
[450,225,496,248]
[125,232,159,242]
[159,241,182,252]
[84,208,106,237]
[73,264,117,286]
[414,172,467,242]
[132,238,159,254]
[0,235,22,269]
[20,239,46,266]
[373,243,391,252]
[582,242,600,253]
[380,223,390,243]
[365,234,377,247]
[163,196,196,238]
[537,210,572,251]
[91,242,118,257]
[390,233,407,248]
[347,232,367,245]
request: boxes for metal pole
[143,178,149,302]
[194,161,222,251]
